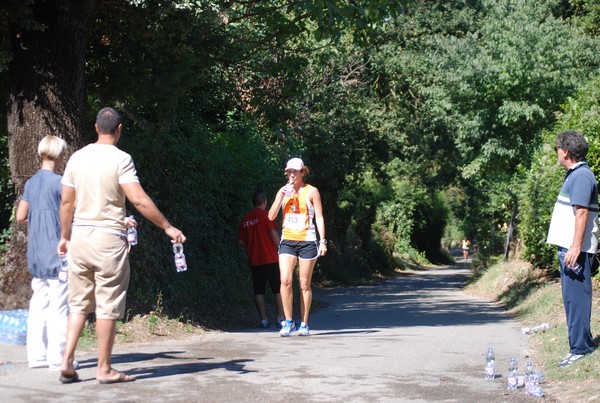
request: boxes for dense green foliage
[118,115,283,316]
[361,0,599,262]
[520,75,600,270]
[1,0,599,320]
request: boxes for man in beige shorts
[57,107,186,384]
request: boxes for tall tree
[0,0,412,310]
[1,0,96,309]
[375,0,599,255]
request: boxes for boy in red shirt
[238,189,285,328]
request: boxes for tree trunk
[504,188,518,261]
[1,0,97,309]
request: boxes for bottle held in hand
[558,250,581,274]
[58,256,69,283]
[173,242,188,272]
[284,178,295,197]
[127,215,138,246]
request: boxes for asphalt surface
[0,260,550,402]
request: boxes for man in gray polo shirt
[547,130,598,367]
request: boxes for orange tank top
[281,184,316,241]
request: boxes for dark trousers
[559,248,596,355]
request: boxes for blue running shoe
[297,322,310,336]
[279,320,296,337]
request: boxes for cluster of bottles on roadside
[0,309,28,345]
[484,347,544,397]
[127,215,187,272]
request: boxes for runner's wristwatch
[319,239,327,244]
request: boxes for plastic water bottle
[173,243,187,272]
[507,357,518,390]
[521,322,550,334]
[525,361,545,397]
[532,369,544,384]
[58,256,68,283]
[558,250,581,274]
[525,360,534,391]
[127,215,138,246]
[284,178,295,197]
[484,347,495,380]
[527,383,545,397]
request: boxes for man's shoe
[559,353,586,367]
[297,322,310,336]
[279,320,295,337]
[259,319,270,328]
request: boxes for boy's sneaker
[297,322,310,336]
[279,320,295,337]
[259,319,270,329]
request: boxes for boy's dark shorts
[251,263,281,295]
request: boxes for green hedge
[519,75,600,272]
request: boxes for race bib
[285,213,306,230]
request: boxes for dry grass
[115,313,207,345]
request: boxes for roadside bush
[372,176,435,266]
[519,75,600,272]
[118,114,281,323]
[519,148,562,269]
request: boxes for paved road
[0,261,549,402]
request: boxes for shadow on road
[71,351,256,382]
[229,262,511,335]
[308,263,511,331]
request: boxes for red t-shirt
[237,207,279,267]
